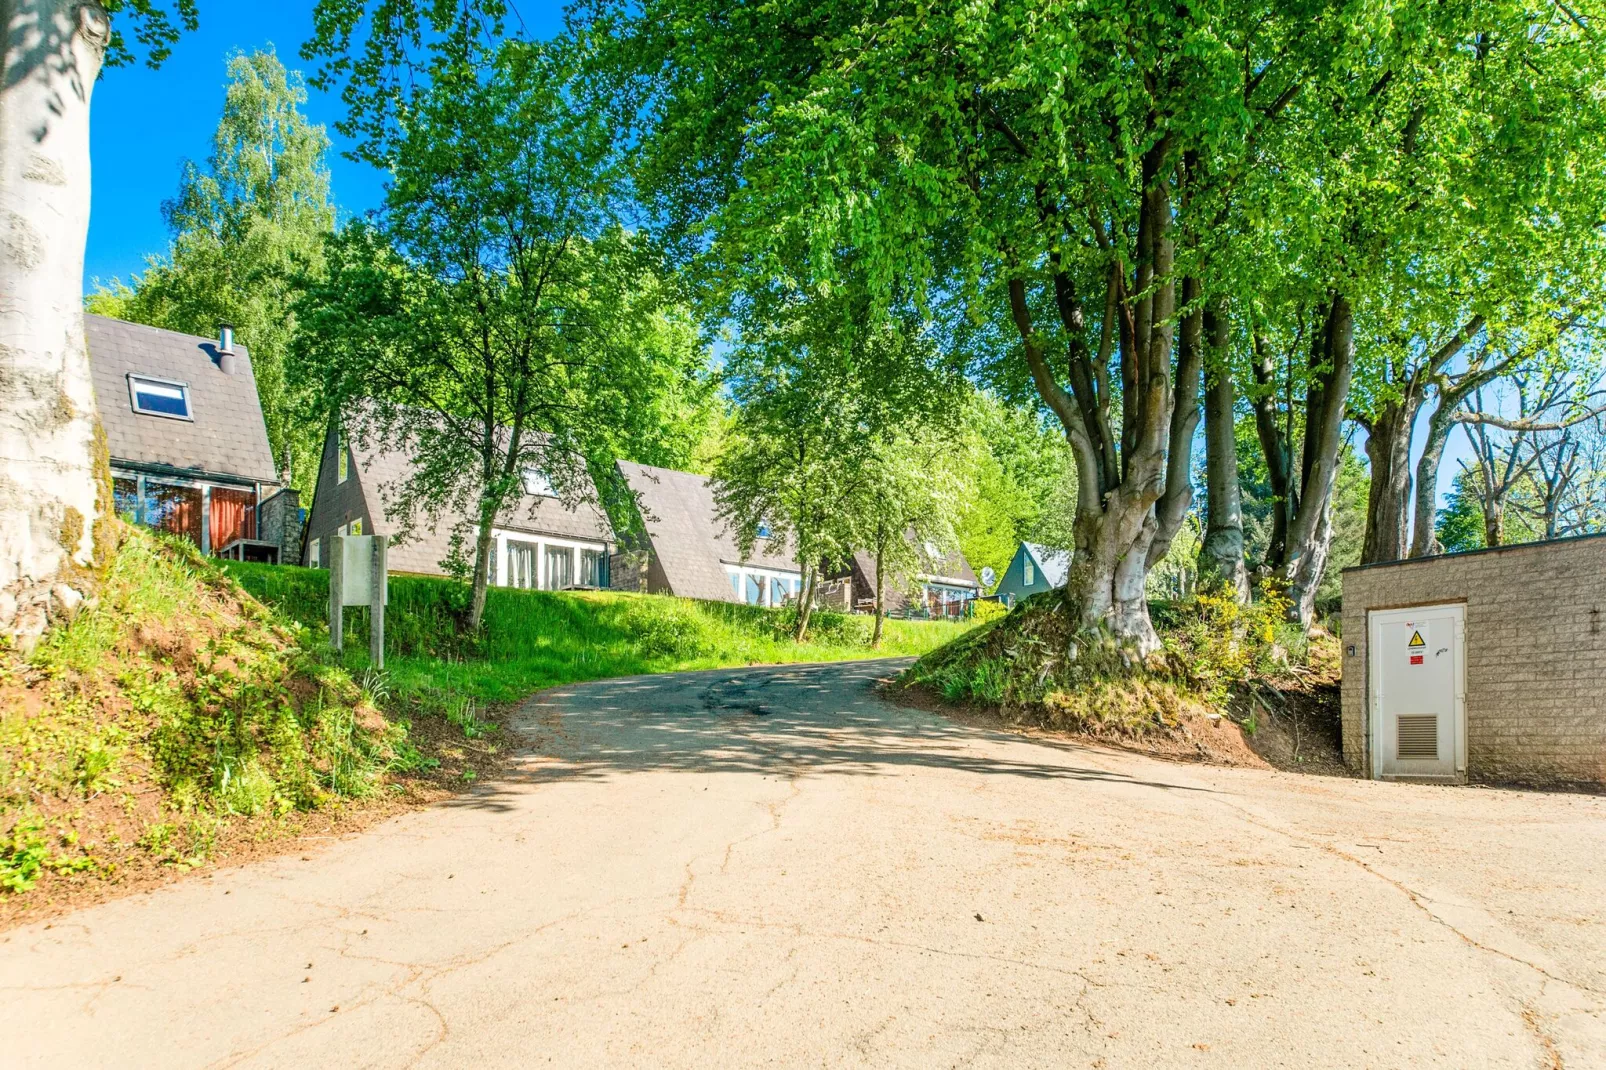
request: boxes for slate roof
[350,432,614,576]
[1024,542,1072,588]
[87,315,279,485]
[850,535,982,604]
[616,461,800,603]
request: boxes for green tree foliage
[714,293,956,641]
[846,424,968,646]
[87,49,336,491]
[99,1,199,68]
[297,39,667,631]
[1436,472,1495,554]
[951,393,1076,590]
[579,0,1451,640]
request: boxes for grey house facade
[1341,535,1606,788]
[612,461,802,605]
[303,422,614,589]
[836,540,982,619]
[90,315,301,563]
[994,542,1072,607]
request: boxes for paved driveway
[2,660,1603,1068]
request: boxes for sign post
[329,534,389,668]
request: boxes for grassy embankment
[221,559,971,707]
[901,586,1343,767]
[1,529,968,912]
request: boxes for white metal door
[1369,604,1465,780]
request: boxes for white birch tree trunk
[0,0,110,649]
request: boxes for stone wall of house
[1340,535,1606,786]
[257,489,303,566]
[609,549,651,594]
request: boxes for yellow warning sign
[1408,630,1426,648]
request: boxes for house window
[580,549,605,587]
[745,573,763,605]
[128,375,191,420]
[337,435,349,483]
[309,538,321,568]
[1025,560,1035,587]
[729,571,743,597]
[756,521,772,539]
[545,546,574,590]
[113,477,140,523]
[349,518,363,536]
[522,467,555,498]
[507,540,539,589]
[771,577,788,605]
[143,481,203,545]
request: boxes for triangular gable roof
[851,535,981,599]
[617,461,800,603]
[1023,542,1072,589]
[344,426,613,576]
[87,315,279,485]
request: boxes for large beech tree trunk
[1148,276,1202,568]
[1007,139,1178,657]
[1199,302,1249,600]
[1362,317,1483,562]
[1409,401,1457,558]
[1254,296,1356,626]
[0,1,112,650]
[1358,392,1418,565]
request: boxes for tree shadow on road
[443,661,1215,813]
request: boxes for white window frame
[127,374,193,421]
[1024,559,1036,587]
[521,467,556,498]
[490,529,607,590]
[722,563,803,607]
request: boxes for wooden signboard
[329,534,389,668]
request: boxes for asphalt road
[3,659,1604,1068]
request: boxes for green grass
[222,562,973,707]
[3,530,412,895]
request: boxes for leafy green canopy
[100,0,200,68]
[89,50,336,492]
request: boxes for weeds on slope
[902,583,1324,756]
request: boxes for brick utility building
[1341,535,1606,788]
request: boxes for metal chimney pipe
[217,322,237,375]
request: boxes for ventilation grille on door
[1396,715,1439,760]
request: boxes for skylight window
[521,467,555,497]
[128,375,191,420]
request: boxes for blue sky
[86,2,566,289]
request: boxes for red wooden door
[210,488,257,549]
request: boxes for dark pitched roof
[350,432,614,576]
[617,461,800,602]
[850,535,981,604]
[87,315,279,485]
